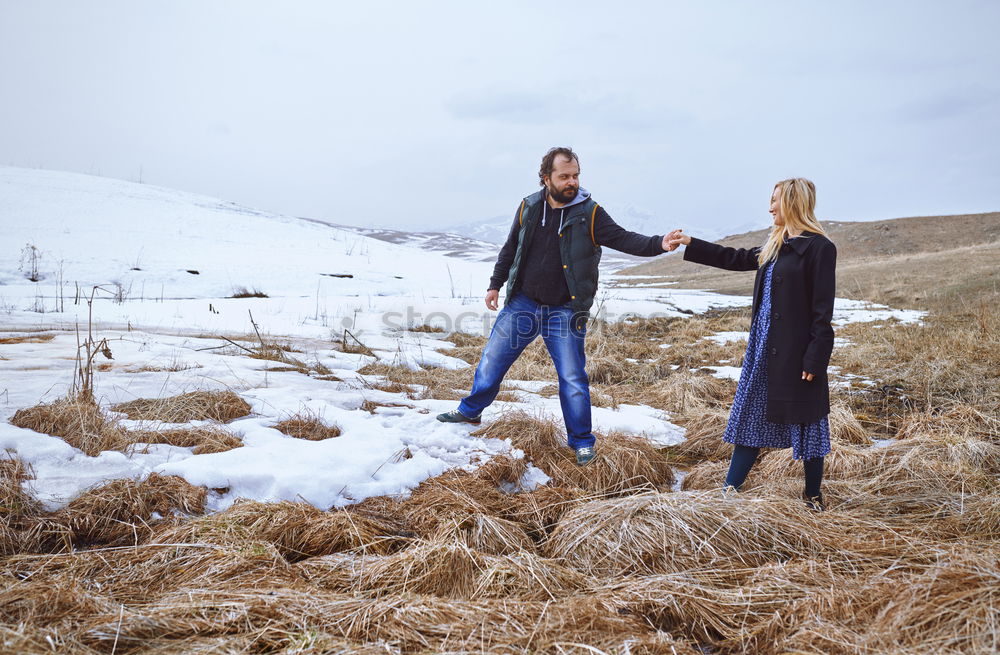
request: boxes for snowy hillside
[0,167,922,513]
[0,166,489,305]
[312,220,500,263]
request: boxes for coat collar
[785,230,820,255]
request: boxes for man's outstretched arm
[592,206,666,256]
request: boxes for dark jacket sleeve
[488,204,523,290]
[683,237,760,271]
[592,206,664,256]
[801,239,837,375]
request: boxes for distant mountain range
[622,211,1000,311]
[432,203,762,250]
[318,204,700,272]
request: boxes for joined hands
[664,229,691,252]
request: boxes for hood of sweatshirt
[542,187,591,231]
[558,187,591,208]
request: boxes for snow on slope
[0,168,686,511]
[0,166,488,303]
[0,167,921,511]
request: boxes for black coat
[684,232,837,424]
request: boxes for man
[437,147,672,465]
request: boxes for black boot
[802,492,825,512]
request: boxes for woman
[666,178,836,509]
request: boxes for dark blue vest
[504,190,603,318]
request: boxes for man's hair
[538,147,579,186]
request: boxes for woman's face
[769,187,783,226]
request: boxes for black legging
[725,444,824,497]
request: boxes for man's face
[544,155,580,204]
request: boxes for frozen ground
[0,167,924,510]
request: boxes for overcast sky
[1,1,998,236]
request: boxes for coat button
[772,311,780,320]
[774,275,783,283]
[563,264,568,269]
[770,347,778,355]
[571,295,576,299]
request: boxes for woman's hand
[802,371,815,382]
[664,229,691,252]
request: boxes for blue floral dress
[723,260,831,460]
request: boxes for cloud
[897,86,999,122]
[447,88,691,132]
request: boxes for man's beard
[548,184,578,204]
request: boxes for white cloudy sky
[1,1,998,236]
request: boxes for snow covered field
[0,167,924,510]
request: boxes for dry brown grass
[11,394,128,457]
[11,392,247,457]
[272,411,342,441]
[359,398,417,414]
[112,390,252,423]
[72,587,680,654]
[407,324,445,333]
[1,458,45,556]
[473,410,675,494]
[297,536,591,600]
[545,491,910,577]
[6,267,1000,652]
[0,332,56,345]
[357,361,471,400]
[151,500,412,562]
[663,408,731,464]
[129,426,244,454]
[773,550,1000,654]
[47,473,206,548]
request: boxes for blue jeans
[458,293,595,450]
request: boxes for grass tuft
[111,390,252,423]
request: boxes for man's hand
[802,371,815,382]
[485,289,499,311]
[664,229,691,252]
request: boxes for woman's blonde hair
[758,178,826,266]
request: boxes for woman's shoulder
[801,231,836,254]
